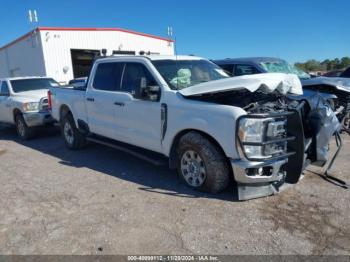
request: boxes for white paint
[0,28,174,83]
[0,32,46,78]
[179,73,303,96]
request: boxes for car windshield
[152,59,229,90]
[260,60,311,80]
[10,78,59,93]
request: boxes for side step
[86,135,168,166]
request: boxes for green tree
[295,57,350,73]
[340,57,350,69]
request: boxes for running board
[86,136,168,166]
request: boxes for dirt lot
[0,126,349,255]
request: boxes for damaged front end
[184,74,341,200]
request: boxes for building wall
[0,31,46,78]
[40,30,174,83]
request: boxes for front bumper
[22,111,55,127]
[230,158,288,200]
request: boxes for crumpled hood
[179,73,303,97]
[301,77,350,93]
[12,89,48,101]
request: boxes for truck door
[0,81,12,123]
[112,62,162,153]
[85,62,124,139]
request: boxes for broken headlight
[238,116,289,160]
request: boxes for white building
[0,27,174,83]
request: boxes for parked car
[49,55,339,200]
[213,57,311,79]
[340,67,350,78]
[322,69,344,77]
[214,57,350,133]
[0,77,58,139]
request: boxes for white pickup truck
[49,55,338,200]
[0,77,57,139]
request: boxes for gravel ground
[0,126,349,255]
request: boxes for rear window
[10,78,59,93]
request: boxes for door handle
[114,102,125,107]
[86,98,94,102]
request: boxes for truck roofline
[93,55,204,63]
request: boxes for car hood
[301,77,350,92]
[178,73,303,97]
[12,89,48,100]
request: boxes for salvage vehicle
[340,66,350,78]
[49,55,339,200]
[322,69,344,77]
[0,77,58,139]
[214,57,350,133]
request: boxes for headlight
[238,116,288,160]
[23,102,39,112]
[238,118,268,143]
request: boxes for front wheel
[15,114,34,140]
[176,131,230,193]
[61,113,86,150]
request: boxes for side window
[121,63,157,99]
[0,81,10,95]
[219,64,234,76]
[234,64,259,76]
[93,62,123,91]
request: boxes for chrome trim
[22,112,55,127]
[39,97,49,112]
[230,158,287,184]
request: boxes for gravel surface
[0,126,349,255]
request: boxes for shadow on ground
[0,126,237,202]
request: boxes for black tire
[60,113,87,150]
[176,131,230,193]
[15,114,34,140]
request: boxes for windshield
[260,60,311,80]
[152,59,229,90]
[10,78,59,93]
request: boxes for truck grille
[40,98,49,112]
[284,101,308,184]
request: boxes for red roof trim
[0,29,38,51]
[0,26,174,51]
[38,27,174,42]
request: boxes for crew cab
[49,55,338,200]
[0,77,58,139]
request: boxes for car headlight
[23,102,39,112]
[238,116,289,160]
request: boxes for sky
[0,0,349,63]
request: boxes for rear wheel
[61,113,86,150]
[176,131,230,193]
[15,114,34,140]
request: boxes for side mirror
[143,85,160,101]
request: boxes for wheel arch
[13,108,22,123]
[168,129,230,170]
[59,104,73,122]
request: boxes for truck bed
[50,86,88,126]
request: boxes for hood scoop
[179,73,303,97]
